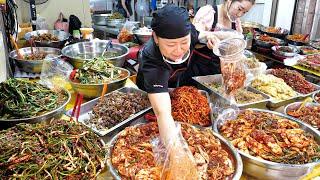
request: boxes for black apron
[188,5,236,76]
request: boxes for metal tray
[192,75,270,109]
[107,123,243,180]
[265,69,320,101]
[65,87,152,136]
[284,102,320,130]
[169,88,215,126]
[213,108,320,180]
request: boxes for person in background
[189,0,255,75]
[116,0,133,18]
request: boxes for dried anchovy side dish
[270,68,316,94]
[86,91,150,131]
[220,110,320,164]
[111,122,235,179]
[0,79,68,119]
[0,119,106,179]
[170,86,211,126]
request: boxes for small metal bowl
[25,30,70,49]
[313,92,320,104]
[271,46,299,57]
[9,47,62,73]
[284,101,320,129]
[62,40,129,68]
[69,67,130,98]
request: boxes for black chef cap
[151,4,191,39]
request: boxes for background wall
[16,0,92,29]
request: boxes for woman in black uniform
[136,4,200,146]
[190,0,255,75]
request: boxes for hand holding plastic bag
[152,123,198,180]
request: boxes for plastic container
[213,38,247,96]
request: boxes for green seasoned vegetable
[109,12,124,20]
[73,57,124,84]
[0,79,67,119]
[0,119,106,179]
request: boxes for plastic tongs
[99,40,113,102]
[70,93,84,122]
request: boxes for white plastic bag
[39,55,73,90]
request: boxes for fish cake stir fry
[111,122,235,179]
[220,110,320,164]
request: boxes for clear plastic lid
[213,38,246,57]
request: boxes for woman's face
[154,33,191,62]
[227,0,253,19]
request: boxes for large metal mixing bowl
[107,123,243,180]
[62,40,129,68]
[0,88,71,129]
[9,47,62,73]
[69,67,130,98]
[24,30,70,48]
[213,108,320,180]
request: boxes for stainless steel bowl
[107,123,243,180]
[70,67,130,98]
[0,88,71,129]
[106,19,125,27]
[24,30,71,48]
[92,14,112,26]
[133,28,152,44]
[213,108,320,180]
[9,47,62,73]
[284,102,320,129]
[313,92,320,104]
[271,46,299,57]
[62,40,129,68]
